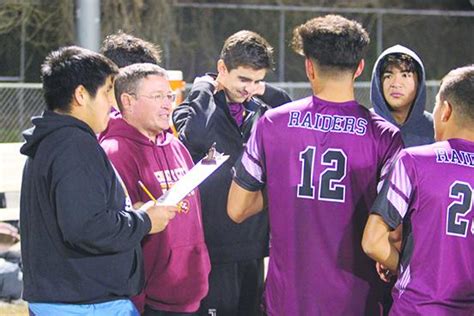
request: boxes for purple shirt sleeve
[233,116,266,191]
[371,150,415,229]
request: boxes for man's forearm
[227,181,264,223]
[362,214,400,273]
[377,238,400,273]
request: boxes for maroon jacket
[100,117,210,313]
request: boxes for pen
[138,180,157,203]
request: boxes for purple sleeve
[377,126,404,192]
[371,151,417,229]
[233,117,266,191]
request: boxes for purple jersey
[372,139,474,316]
[234,96,403,315]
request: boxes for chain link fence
[0,83,44,143]
[0,81,440,143]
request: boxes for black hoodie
[20,110,151,304]
[172,78,291,263]
[370,45,434,147]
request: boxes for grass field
[0,300,28,315]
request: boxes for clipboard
[158,153,229,205]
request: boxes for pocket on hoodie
[146,242,210,306]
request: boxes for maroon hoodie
[100,117,210,313]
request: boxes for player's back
[259,96,402,315]
[390,139,474,316]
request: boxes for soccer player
[227,15,403,315]
[362,65,474,315]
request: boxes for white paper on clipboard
[158,154,229,205]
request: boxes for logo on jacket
[178,199,190,214]
[154,168,196,215]
[154,168,196,198]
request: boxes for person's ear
[441,100,453,122]
[305,58,315,81]
[120,93,134,113]
[354,59,365,79]
[217,59,228,76]
[72,85,88,107]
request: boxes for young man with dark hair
[100,63,210,316]
[371,45,434,147]
[173,30,291,316]
[362,65,474,315]
[371,45,435,315]
[227,15,403,315]
[101,31,162,68]
[98,32,163,135]
[20,46,177,316]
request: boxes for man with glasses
[100,63,210,316]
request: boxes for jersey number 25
[446,181,473,238]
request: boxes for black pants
[198,259,265,316]
[381,279,395,316]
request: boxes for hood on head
[21,111,94,158]
[370,44,426,126]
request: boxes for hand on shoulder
[194,75,222,93]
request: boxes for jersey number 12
[297,146,347,202]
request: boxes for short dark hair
[439,64,474,124]
[114,63,168,111]
[41,46,118,112]
[291,14,370,73]
[101,31,162,68]
[220,30,274,71]
[380,53,419,78]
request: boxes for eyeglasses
[130,92,176,103]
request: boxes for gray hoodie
[370,45,435,147]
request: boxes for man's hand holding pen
[137,181,178,234]
[139,200,178,234]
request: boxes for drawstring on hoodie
[161,147,179,183]
[153,135,181,191]
[153,142,172,191]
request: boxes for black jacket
[20,111,151,303]
[172,79,291,263]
